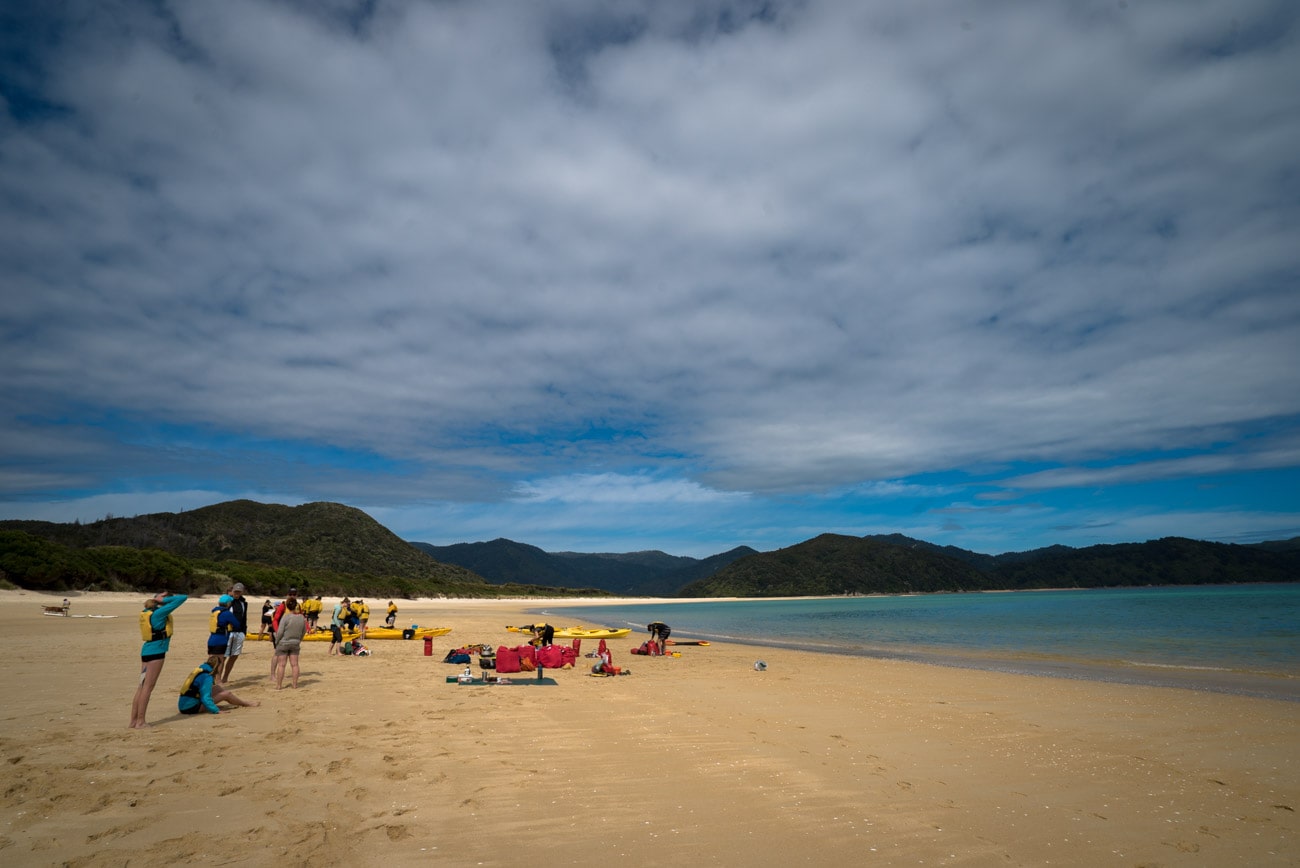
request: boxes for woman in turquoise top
[178,655,259,715]
[129,592,187,729]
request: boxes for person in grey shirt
[272,598,308,689]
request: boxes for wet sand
[1,590,1296,866]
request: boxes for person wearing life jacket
[207,595,239,681]
[220,582,250,683]
[129,592,187,729]
[179,655,259,715]
[355,599,370,639]
[306,595,324,631]
[385,600,398,628]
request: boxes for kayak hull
[248,626,452,642]
[506,626,631,640]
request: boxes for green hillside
[0,501,603,598]
[412,539,756,596]
[680,534,1300,597]
[679,534,988,597]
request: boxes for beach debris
[753,660,767,671]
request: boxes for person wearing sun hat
[221,582,250,683]
[207,594,239,683]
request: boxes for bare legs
[129,657,166,729]
[211,685,260,708]
[221,653,239,683]
[273,651,301,689]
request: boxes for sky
[2,0,1299,559]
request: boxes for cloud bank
[2,0,1298,555]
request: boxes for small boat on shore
[506,625,631,640]
[248,626,452,642]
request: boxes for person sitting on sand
[179,655,260,714]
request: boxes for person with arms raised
[130,591,187,729]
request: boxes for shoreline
[19,588,1297,701]
[529,593,1300,704]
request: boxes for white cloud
[1,0,1298,553]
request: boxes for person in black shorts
[258,600,273,640]
[523,623,555,646]
[647,622,671,654]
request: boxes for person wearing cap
[207,594,239,683]
[221,583,250,683]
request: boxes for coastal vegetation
[0,501,608,598]
[2,500,1296,597]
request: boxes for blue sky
[2,0,1298,558]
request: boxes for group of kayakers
[130,586,399,728]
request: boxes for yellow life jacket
[209,607,230,635]
[140,608,173,643]
[179,664,209,698]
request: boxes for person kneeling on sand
[179,655,260,715]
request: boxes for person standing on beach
[356,599,370,639]
[258,599,273,640]
[130,591,187,729]
[207,595,239,683]
[385,600,398,628]
[307,595,324,632]
[221,583,249,683]
[270,589,298,677]
[179,655,260,715]
[329,598,345,655]
[273,598,307,689]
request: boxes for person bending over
[646,622,671,654]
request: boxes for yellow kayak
[506,625,631,640]
[249,626,452,642]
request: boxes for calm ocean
[545,584,1300,702]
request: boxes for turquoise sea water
[544,584,1300,701]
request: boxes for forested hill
[678,533,1300,597]
[0,501,598,598]
[411,538,756,596]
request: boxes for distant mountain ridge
[3,499,1296,597]
[410,539,757,596]
[679,533,1300,597]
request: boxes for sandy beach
[0,589,1295,866]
